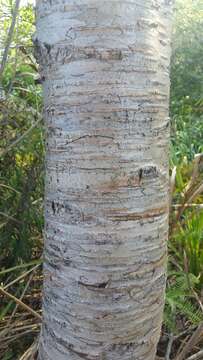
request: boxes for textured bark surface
[36,1,173,359]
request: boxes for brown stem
[0,287,42,321]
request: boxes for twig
[185,153,203,193]
[184,252,203,312]
[173,326,197,340]
[180,182,203,218]
[186,350,203,360]
[170,166,177,207]
[0,317,38,332]
[170,201,203,237]
[1,328,39,343]
[3,264,40,290]
[0,211,22,224]
[186,183,203,207]
[1,323,40,335]
[0,117,42,157]
[0,0,21,79]
[175,335,193,359]
[165,333,174,360]
[0,287,42,321]
[173,204,203,209]
[19,338,39,360]
[0,259,42,276]
[1,268,38,339]
[0,183,20,194]
[175,323,203,360]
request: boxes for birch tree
[36,1,173,359]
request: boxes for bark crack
[78,280,110,290]
[68,134,114,144]
[108,207,167,222]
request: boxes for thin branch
[3,264,40,290]
[8,4,20,94]
[0,259,42,276]
[186,350,203,360]
[171,181,203,236]
[187,182,203,205]
[173,204,203,210]
[0,211,22,224]
[175,323,203,360]
[170,166,176,207]
[0,183,20,194]
[19,338,39,360]
[165,333,174,360]
[0,270,36,338]
[184,252,203,313]
[0,117,42,157]
[185,153,203,193]
[1,328,39,343]
[173,326,197,340]
[9,273,34,322]
[0,287,42,321]
[0,0,21,80]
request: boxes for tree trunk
[36,1,173,359]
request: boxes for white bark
[36,1,173,359]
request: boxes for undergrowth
[0,0,202,359]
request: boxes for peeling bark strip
[36,1,173,359]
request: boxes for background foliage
[170,0,203,161]
[0,2,44,269]
[0,0,202,359]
